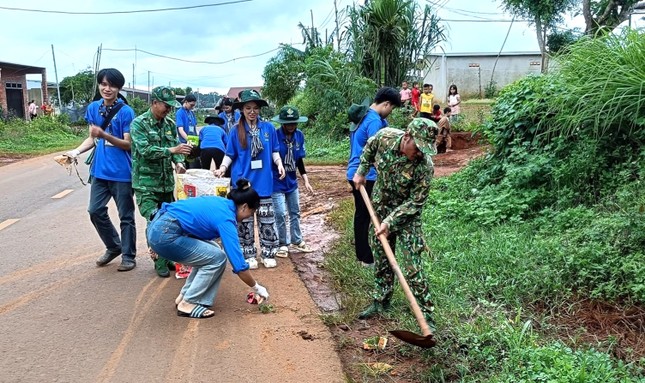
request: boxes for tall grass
[0,117,85,155]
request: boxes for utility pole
[310,9,316,46]
[333,0,340,51]
[147,70,151,103]
[51,44,63,112]
[91,44,102,102]
[132,63,135,96]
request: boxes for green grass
[0,117,85,155]
[323,188,644,382]
[306,134,349,165]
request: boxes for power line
[442,18,529,22]
[444,6,503,16]
[0,0,251,15]
[103,44,303,65]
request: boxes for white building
[423,51,542,102]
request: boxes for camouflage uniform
[356,118,437,324]
[130,109,185,221]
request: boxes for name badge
[251,160,263,169]
[105,140,114,147]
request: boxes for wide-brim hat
[151,86,181,108]
[204,115,225,126]
[272,105,308,124]
[232,89,268,110]
[348,97,372,132]
[407,118,438,164]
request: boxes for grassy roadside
[322,181,643,382]
[306,134,349,165]
[0,118,85,156]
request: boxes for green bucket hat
[272,105,308,124]
[232,89,268,110]
[407,117,438,161]
[348,97,372,132]
[151,86,181,108]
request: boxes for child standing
[436,107,452,154]
[448,84,461,121]
[411,82,421,115]
[419,84,434,119]
[399,81,412,106]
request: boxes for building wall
[424,54,542,103]
[0,69,28,118]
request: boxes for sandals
[177,304,215,319]
[275,246,289,258]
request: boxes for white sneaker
[246,258,258,270]
[291,241,314,253]
[261,258,277,268]
[275,246,289,258]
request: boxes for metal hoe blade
[389,330,436,348]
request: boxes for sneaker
[261,257,277,268]
[96,249,121,266]
[246,258,259,270]
[291,241,314,253]
[358,301,391,320]
[117,259,136,272]
[155,257,170,278]
[275,246,289,258]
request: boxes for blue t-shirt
[199,124,227,152]
[346,109,388,181]
[218,110,240,135]
[175,107,197,143]
[159,197,249,274]
[225,120,278,198]
[273,127,306,194]
[84,99,135,182]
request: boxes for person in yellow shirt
[419,84,434,119]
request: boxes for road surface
[0,153,345,383]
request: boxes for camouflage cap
[151,86,181,108]
[407,117,438,161]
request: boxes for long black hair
[227,178,260,210]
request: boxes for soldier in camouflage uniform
[352,118,438,328]
[130,86,193,277]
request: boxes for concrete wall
[424,54,542,103]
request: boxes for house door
[6,83,25,118]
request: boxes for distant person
[411,82,421,116]
[28,100,38,120]
[130,86,192,278]
[347,87,402,266]
[447,84,461,121]
[199,115,227,170]
[436,107,452,154]
[214,89,286,269]
[218,98,240,135]
[419,83,434,119]
[42,101,54,117]
[399,81,411,106]
[270,105,315,258]
[64,68,137,272]
[176,94,200,169]
[146,179,270,319]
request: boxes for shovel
[359,185,436,348]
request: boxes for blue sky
[1,0,640,95]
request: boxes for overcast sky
[1,0,640,95]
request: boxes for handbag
[84,103,125,181]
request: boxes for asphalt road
[0,153,344,383]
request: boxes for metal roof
[0,61,46,74]
[427,51,541,57]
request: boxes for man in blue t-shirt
[65,68,137,272]
[176,94,199,168]
[346,87,401,266]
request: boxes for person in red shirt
[411,82,421,116]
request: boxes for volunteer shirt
[175,107,197,143]
[218,110,241,135]
[199,124,227,151]
[420,93,435,114]
[346,109,387,181]
[273,127,306,194]
[84,99,135,182]
[159,197,249,274]
[225,120,279,197]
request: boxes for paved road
[0,154,344,383]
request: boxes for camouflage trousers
[134,190,174,222]
[369,221,435,322]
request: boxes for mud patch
[0,154,30,167]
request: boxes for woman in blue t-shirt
[214,89,285,269]
[199,115,227,170]
[146,178,270,319]
[270,106,315,258]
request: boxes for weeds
[0,118,85,155]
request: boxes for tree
[262,45,307,107]
[501,0,577,72]
[344,0,444,86]
[582,0,640,36]
[59,68,95,105]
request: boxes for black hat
[204,115,225,126]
